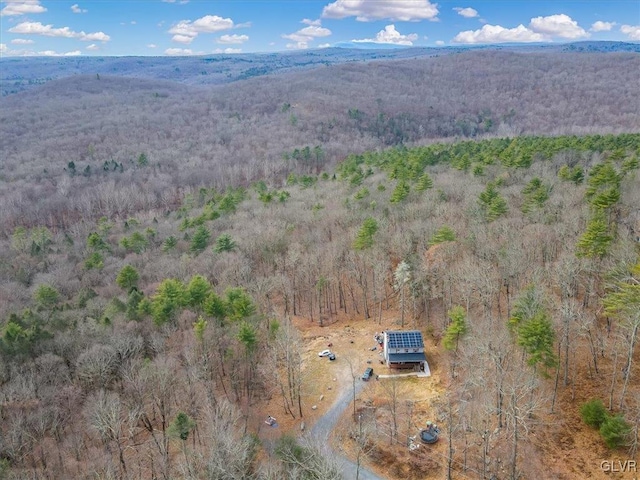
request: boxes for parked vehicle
[362,367,374,380]
[328,353,336,361]
[318,349,332,357]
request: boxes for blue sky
[1,1,638,56]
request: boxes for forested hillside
[1,51,639,233]
[3,42,638,97]
[1,49,640,479]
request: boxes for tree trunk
[609,347,619,411]
[551,342,561,413]
[587,328,599,375]
[447,396,454,480]
[510,403,518,480]
[400,287,405,327]
[619,322,639,409]
[482,429,489,479]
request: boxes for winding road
[310,379,386,480]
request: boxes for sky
[1,0,639,57]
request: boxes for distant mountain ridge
[1,41,638,96]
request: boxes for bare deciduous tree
[85,389,139,478]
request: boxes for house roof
[385,330,424,349]
[388,352,426,363]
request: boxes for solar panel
[386,331,424,349]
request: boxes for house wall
[388,361,423,370]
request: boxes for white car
[318,349,332,357]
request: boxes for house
[383,330,427,370]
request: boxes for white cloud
[318,43,331,48]
[529,14,588,39]
[214,47,241,54]
[71,4,87,14]
[590,21,615,32]
[453,24,545,44]
[40,50,81,56]
[81,31,110,41]
[9,21,110,41]
[285,42,309,50]
[435,40,445,45]
[302,18,321,26]
[620,24,640,40]
[147,43,157,48]
[322,0,438,21]
[283,24,332,44]
[454,7,478,18]
[165,47,194,55]
[1,0,46,16]
[168,15,235,43]
[217,34,248,44]
[283,25,331,43]
[286,41,309,50]
[11,38,34,44]
[453,14,588,44]
[0,44,83,56]
[353,24,418,45]
[177,15,234,33]
[86,43,99,51]
[172,34,194,44]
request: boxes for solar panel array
[386,331,424,349]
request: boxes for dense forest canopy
[1,47,639,479]
[1,50,639,232]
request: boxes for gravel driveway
[311,379,387,480]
